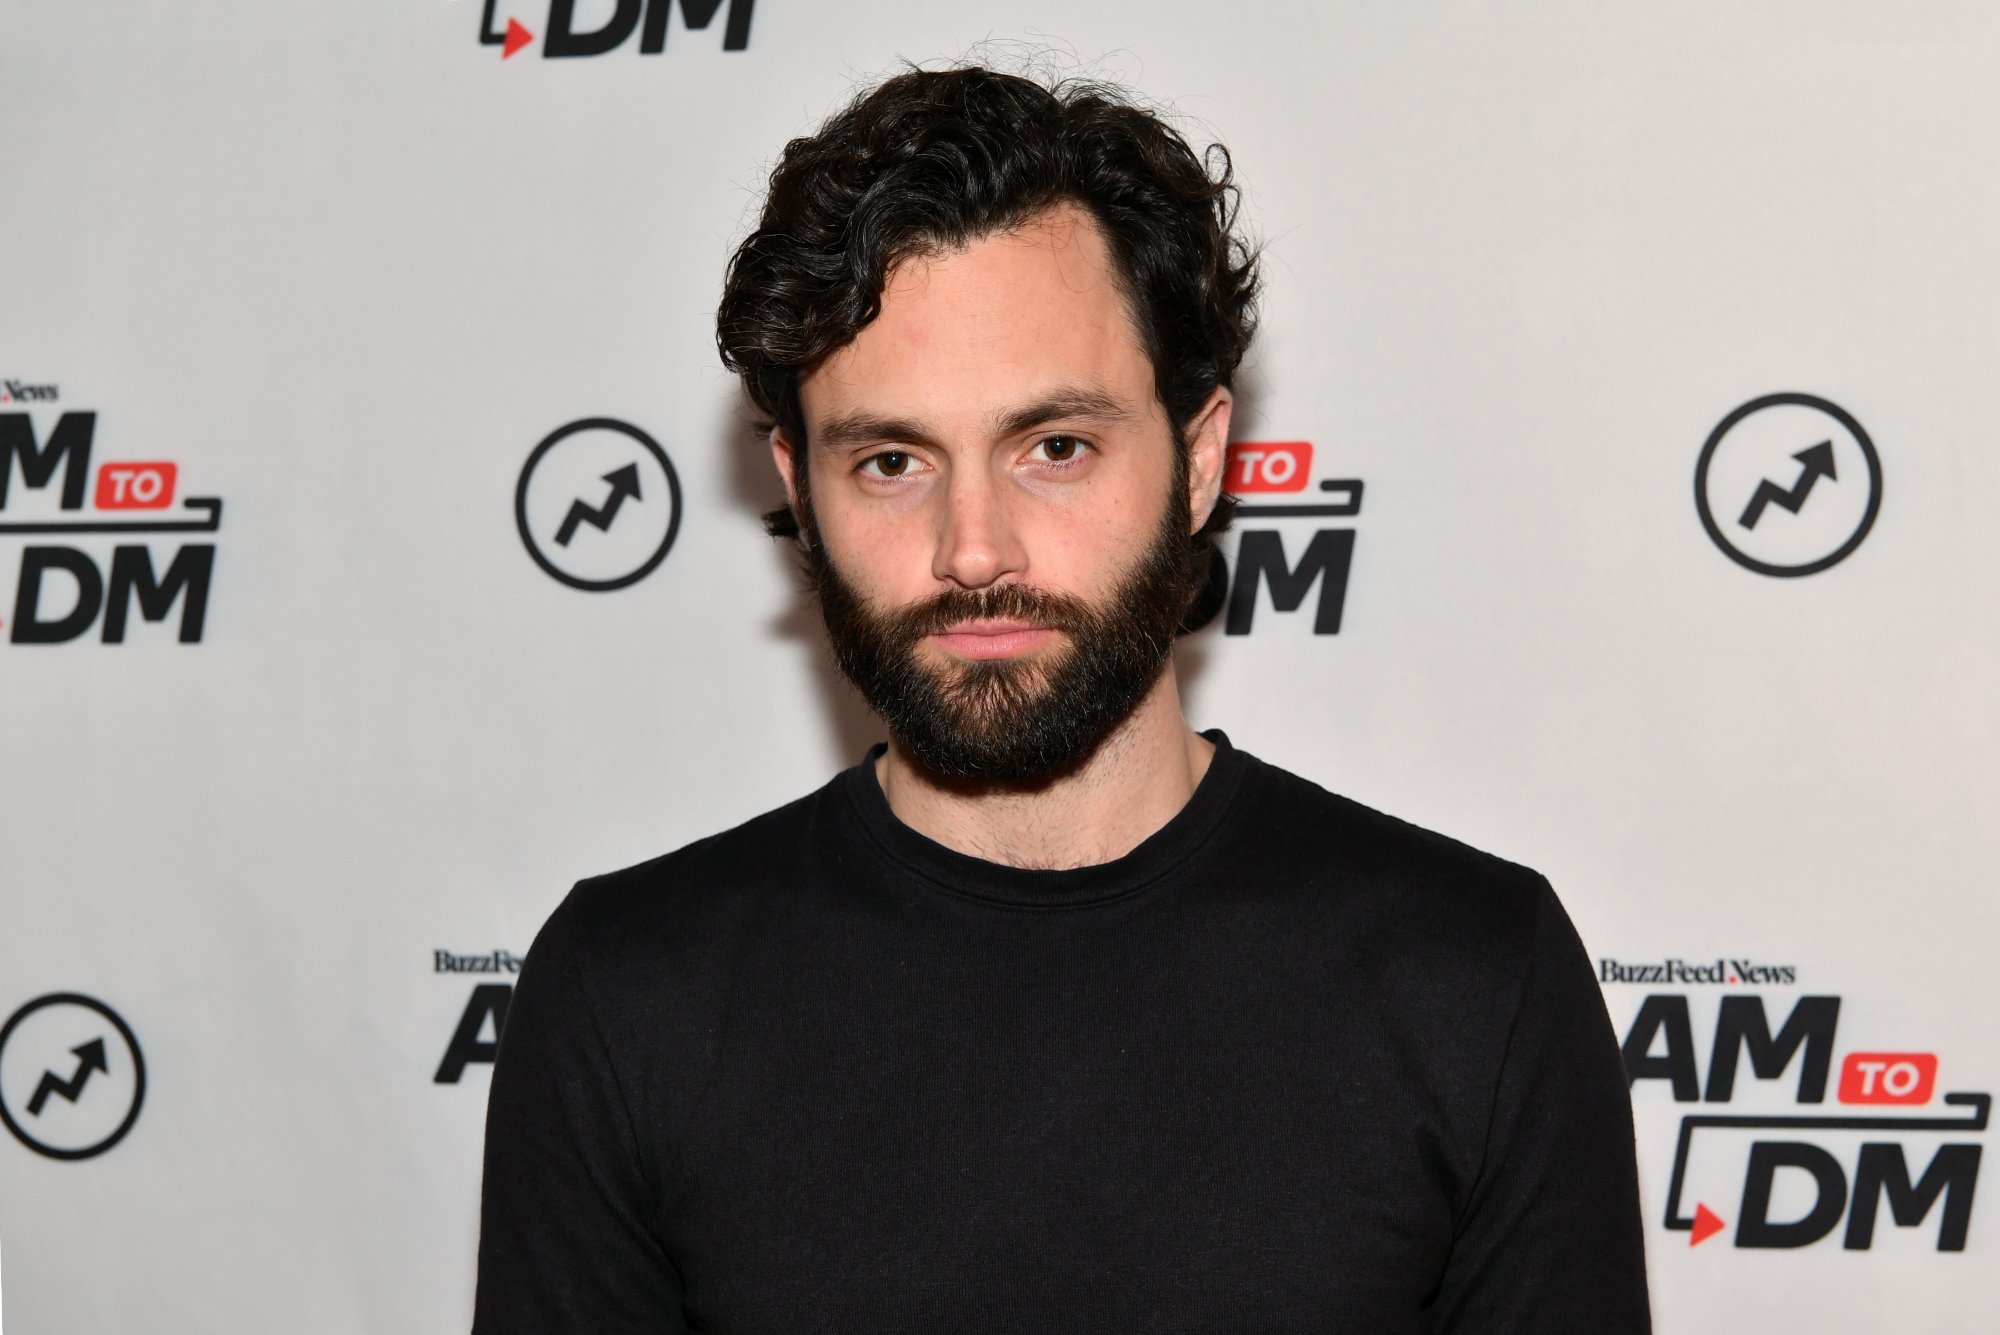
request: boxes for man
[475,66,1650,1332]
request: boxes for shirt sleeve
[1431,878,1652,1333]
[472,894,690,1333]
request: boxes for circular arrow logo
[1695,393,1882,578]
[516,418,682,591]
[0,993,146,1160]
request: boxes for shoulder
[1233,748,1554,964]
[529,779,837,982]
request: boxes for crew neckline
[840,729,1251,909]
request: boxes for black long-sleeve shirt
[474,733,1651,1332]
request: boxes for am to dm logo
[516,417,682,591]
[0,409,223,644]
[1695,392,1882,578]
[478,0,753,60]
[433,949,525,1084]
[0,993,146,1161]
[1183,440,1363,636]
[1606,978,1987,1252]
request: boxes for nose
[931,466,1027,590]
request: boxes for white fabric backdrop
[2,2,1994,1330]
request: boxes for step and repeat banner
[3,2,1995,1331]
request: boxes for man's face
[778,203,1227,783]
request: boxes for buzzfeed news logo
[1,379,58,404]
[0,408,222,644]
[478,0,753,60]
[1608,971,1988,1252]
[1600,957,1798,985]
[1186,441,1363,636]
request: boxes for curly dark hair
[716,64,1260,567]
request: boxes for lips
[927,620,1057,660]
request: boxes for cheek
[1025,487,1164,592]
[819,506,935,604]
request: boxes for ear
[759,427,811,542]
[768,427,800,505]
[770,425,802,510]
[1183,386,1233,533]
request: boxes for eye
[860,450,915,478]
[1028,435,1090,464]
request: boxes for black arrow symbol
[553,464,642,547]
[26,1037,109,1116]
[1739,441,1836,530]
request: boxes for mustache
[870,581,1097,644]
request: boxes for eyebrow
[813,387,1138,451]
[994,389,1136,437]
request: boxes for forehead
[799,203,1157,434]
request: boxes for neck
[875,666,1214,870]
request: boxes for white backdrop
[2,2,1995,1330]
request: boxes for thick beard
[802,482,1200,786]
